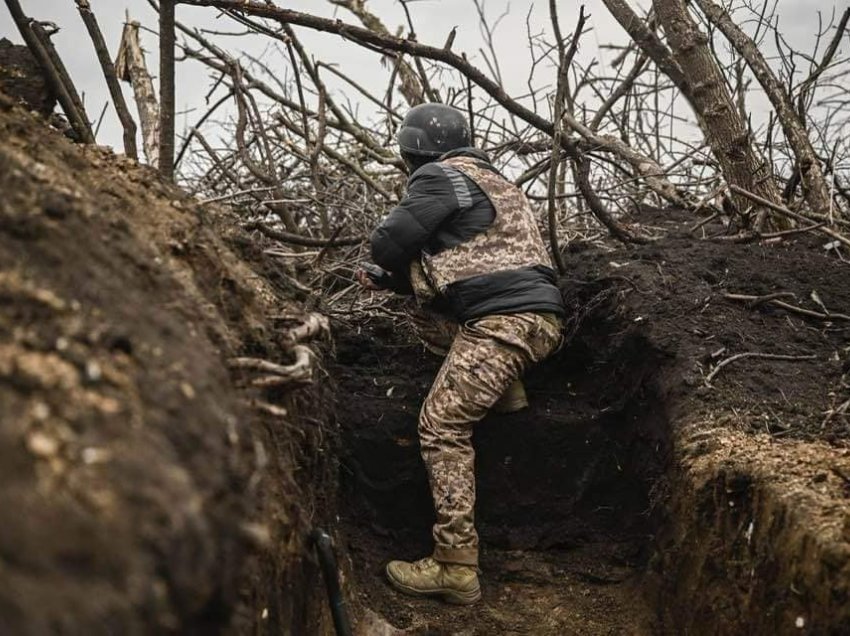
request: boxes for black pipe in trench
[309,528,354,636]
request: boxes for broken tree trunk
[28,22,95,142]
[651,0,785,229]
[74,0,138,160]
[600,0,689,92]
[693,0,833,219]
[115,21,160,166]
[158,0,176,179]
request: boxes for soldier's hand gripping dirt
[356,103,566,605]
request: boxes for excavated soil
[332,207,850,635]
[0,94,335,634]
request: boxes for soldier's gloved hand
[356,263,391,291]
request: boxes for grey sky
[2,1,846,158]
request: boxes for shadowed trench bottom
[331,318,670,635]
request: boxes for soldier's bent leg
[418,312,562,566]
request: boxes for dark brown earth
[332,207,850,634]
[333,319,663,635]
[0,38,55,117]
[0,94,335,634]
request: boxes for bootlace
[411,557,436,572]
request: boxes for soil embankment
[0,93,334,634]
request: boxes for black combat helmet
[397,103,471,157]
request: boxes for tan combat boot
[492,379,528,413]
[385,557,481,605]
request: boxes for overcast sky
[2,1,846,156]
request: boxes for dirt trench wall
[561,224,850,635]
[0,95,334,634]
[334,320,671,553]
[660,426,850,634]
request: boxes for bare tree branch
[74,0,138,159]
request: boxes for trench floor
[343,523,657,635]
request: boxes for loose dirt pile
[0,94,334,634]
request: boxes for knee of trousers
[417,392,479,451]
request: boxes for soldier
[357,103,565,605]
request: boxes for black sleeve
[364,264,414,295]
[384,272,414,295]
[369,165,459,275]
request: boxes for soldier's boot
[385,557,481,605]
[492,379,528,413]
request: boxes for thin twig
[245,221,363,247]
[723,292,850,321]
[705,352,816,385]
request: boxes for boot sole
[385,566,482,605]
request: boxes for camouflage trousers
[407,306,563,566]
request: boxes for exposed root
[230,345,316,387]
[724,291,850,321]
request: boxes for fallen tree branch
[725,291,795,308]
[723,292,850,321]
[730,185,850,250]
[179,0,696,209]
[574,154,649,244]
[705,351,817,386]
[711,221,828,243]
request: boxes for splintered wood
[115,20,159,166]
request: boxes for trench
[330,315,674,635]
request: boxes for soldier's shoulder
[409,162,455,186]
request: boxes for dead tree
[158,0,176,179]
[649,0,784,228]
[693,0,834,219]
[116,21,160,166]
[4,0,94,143]
[114,0,848,316]
[180,0,698,212]
[74,0,138,160]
